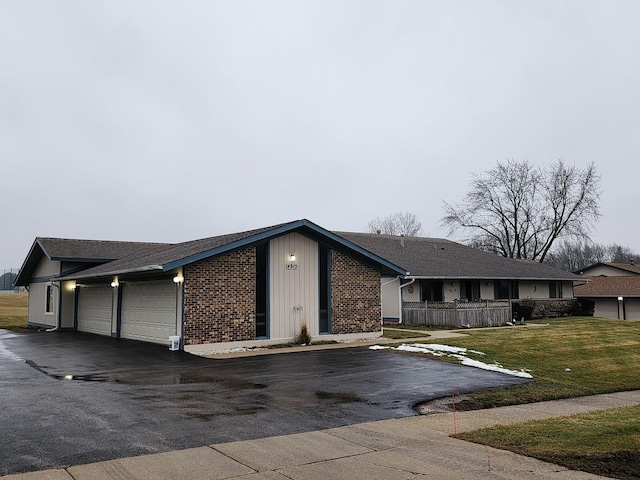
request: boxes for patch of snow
[403,343,468,354]
[369,342,533,379]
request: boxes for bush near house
[512,299,585,320]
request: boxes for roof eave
[405,275,580,281]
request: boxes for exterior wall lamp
[289,254,296,262]
[110,280,119,288]
[173,275,184,284]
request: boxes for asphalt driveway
[0,330,529,475]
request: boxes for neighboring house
[14,220,405,353]
[573,261,640,320]
[573,276,640,320]
[337,232,581,323]
[575,261,640,277]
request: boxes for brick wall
[331,250,382,334]
[182,247,256,345]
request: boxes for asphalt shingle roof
[336,232,580,280]
[18,222,579,284]
[63,224,289,279]
[38,237,168,261]
[574,276,640,297]
[14,238,169,286]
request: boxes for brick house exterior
[15,220,407,351]
[183,247,256,345]
[331,250,382,334]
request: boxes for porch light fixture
[173,275,184,284]
[289,254,296,262]
[110,280,119,288]
[618,296,624,301]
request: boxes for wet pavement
[0,330,529,476]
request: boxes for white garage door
[77,285,113,336]
[121,281,177,345]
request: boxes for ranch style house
[14,219,580,352]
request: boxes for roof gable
[577,262,640,276]
[14,237,168,286]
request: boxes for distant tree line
[543,241,639,272]
[1,271,17,290]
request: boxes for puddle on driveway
[315,391,362,403]
[25,360,112,382]
[24,359,270,389]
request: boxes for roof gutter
[56,265,164,282]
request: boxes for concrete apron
[6,390,639,480]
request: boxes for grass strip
[456,405,640,480]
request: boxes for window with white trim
[45,285,55,314]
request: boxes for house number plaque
[286,263,298,270]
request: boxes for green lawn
[388,318,640,479]
[394,318,640,407]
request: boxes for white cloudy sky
[2,1,639,269]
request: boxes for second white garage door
[121,281,178,345]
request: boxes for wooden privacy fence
[402,300,512,328]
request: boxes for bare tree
[367,212,423,236]
[441,159,601,263]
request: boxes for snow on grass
[370,343,532,379]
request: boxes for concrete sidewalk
[5,390,639,479]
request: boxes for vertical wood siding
[269,233,319,339]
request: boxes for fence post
[453,299,458,327]
[485,300,490,327]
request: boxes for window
[494,280,519,300]
[460,281,481,301]
[255,243,268,338]
[45,285,55,314]
[421,281,444,301]
[549,281,563,299]
[319,245,331,334]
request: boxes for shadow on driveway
[0,330,528,475]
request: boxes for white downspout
[398,278,416,324]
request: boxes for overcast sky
[2,1,639,270]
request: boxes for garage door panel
[121,281,177,345]
[77,286,112,336]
